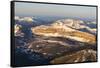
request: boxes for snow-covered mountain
[14,17,97,66]
[52,19,96,35]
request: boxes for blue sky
[15,2,96,19]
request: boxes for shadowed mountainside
[14,17,97,66]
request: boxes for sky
[15,2,96,19]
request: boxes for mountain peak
[31,21,96,44]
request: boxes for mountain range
[14,16,97,66]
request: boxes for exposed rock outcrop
[50,49,97,64]
[31,22,96,44]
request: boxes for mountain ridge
[31,20,96,44]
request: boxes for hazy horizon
[15,2,96,20]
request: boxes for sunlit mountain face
[13,15,97,66]
[11,1,97,67]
